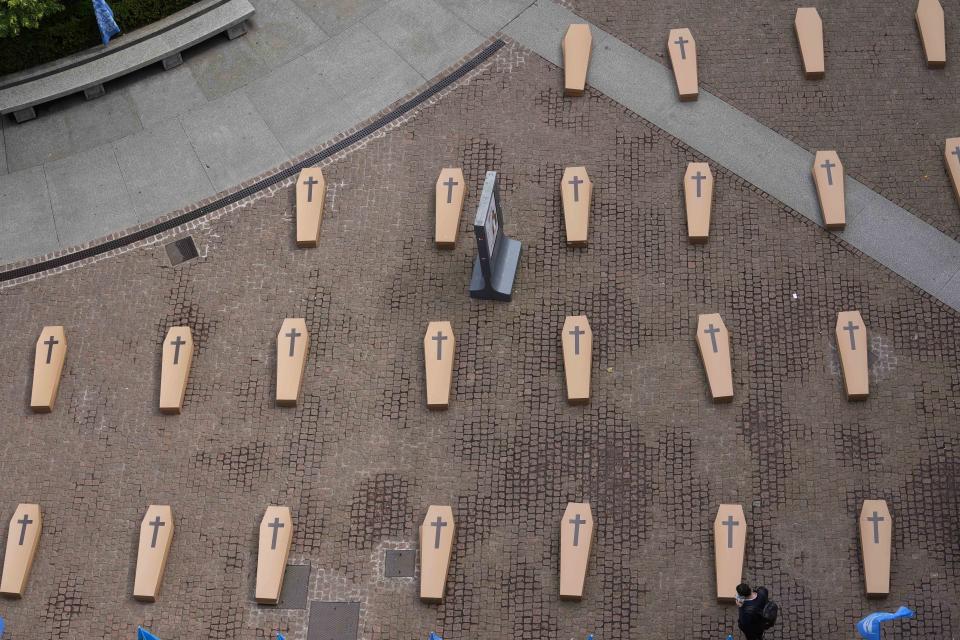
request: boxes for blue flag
[92,0,121,45]
[137,626,161,640]
[856,606,915,640]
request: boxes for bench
[0,0,254,123]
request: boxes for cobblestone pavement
[562,0,960,242]
[0,45,957,639]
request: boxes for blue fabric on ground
[137,626,161,640]
[92,0,121,45]
[856,606,915,640]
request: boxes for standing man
[736,582,777,639]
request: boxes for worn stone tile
[3,90,143,172]
[3,104,74,171]
[300,23,423,98]
[0,165,58,263]
[124,64,209,128]
[113,118,214,223]
[43,143,136,248]
[180,92,287,191]
[245,0,330,68]
[184,35,271,100]
[243,52,348,156]
[436,0,529,34]
[292,0,389,37]
[362,0,485,78]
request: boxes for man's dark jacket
[738,587,770,638]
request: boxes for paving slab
[180,92,287,192]
[244,52,347,157]
[3,90,142,172]
[63,89,144,153]
[838,191,960,296]
[301,22,424,92]
[306,23,423,128]
[250,64,413,158]
[3,106,73,171]
[938,269,960,311]
[588,37,675,116]
[504,0,609,68]
[245,0,330,68]
[43,143,137,248]
[125,64,209,128]
[185,35,271,100]
[113,118,215,223]
[0,166,58,262]
[363,0,485,79]
[292,0,389,37]
[437,0,530,34]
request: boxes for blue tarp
[0,616,5,637]
[856,606,915,640]
[92,0,121,45]
[137,626,161,640]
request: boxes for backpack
[762,600,779,628]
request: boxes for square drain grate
[165,236,198,266]
[307,601,360,640]
[384,549,416,578]
[275,564,310,609]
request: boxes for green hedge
[0,0,202,77]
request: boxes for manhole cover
[307,601,360,640]
[275,564,310,609]
[384,549,416,578]
[165,236,198,266]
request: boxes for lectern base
[469,237,522,301]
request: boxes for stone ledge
[0,0,254,117]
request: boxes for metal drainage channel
[0,38,507,283]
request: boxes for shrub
[0,0,201,76]
[0,0,64,38]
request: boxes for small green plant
[0,0,65,38]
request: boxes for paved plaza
[0,1,958,639]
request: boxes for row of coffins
[562,1,947,101]
[26,307,871,415]
[423,310,871,409]
[28,320,309,413]
[0,501,893,601]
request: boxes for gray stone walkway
[1,0,958,312]
[0,0,523,263]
